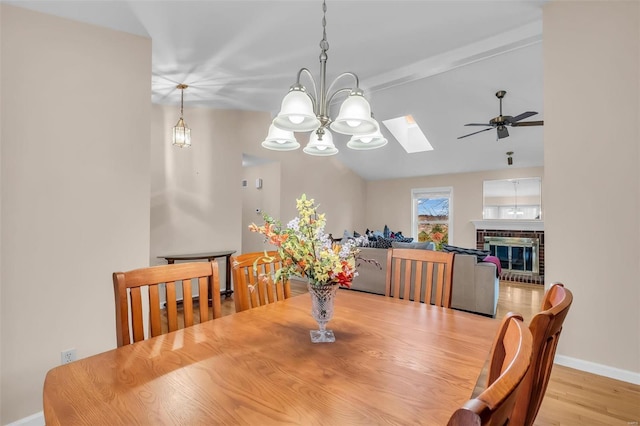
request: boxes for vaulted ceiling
[10,0,547,180]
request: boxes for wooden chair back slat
[385,248,455,307]
[231,251,292,312]
[392,258,402,299]
[402,260,412,300]
[149,286,161,337]
[256,274,266,305]
[425,262,434,304]
[264,274,275,304]
[511,283,573,426]
[130,287,144,343]
[166,281,178,332]
[283,281,292,299]
[198,276,209,322]
[113,262,221,347]
[249,278,260,309]
[183,279,193,327]
[276,278,285,300]
[448,312,534,426]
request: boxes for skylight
[382,115,433,153]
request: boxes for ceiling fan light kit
[262,0,383,156]
[172,84,191,148]
[457,90,543,140]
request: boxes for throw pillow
[353,235,370,247]
[441,244,490,262]
[376,236,394,249]
[395,236,414,243]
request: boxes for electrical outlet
[61,349,77,365]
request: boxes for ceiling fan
[457,90,543,140]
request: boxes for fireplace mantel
[471,220,544,231]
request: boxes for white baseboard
[555,355,640,385]
[6,411,44,426]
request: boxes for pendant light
[172,84,191,148]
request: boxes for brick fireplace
[474,224,544,285]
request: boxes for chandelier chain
[176,83,188,119]
[320,0,329,52]
[180,88,184,118]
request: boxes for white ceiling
[9,0,547,180]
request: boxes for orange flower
[431,232,444,242]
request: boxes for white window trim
[411,187,454,245]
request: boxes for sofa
[349,247,499,317]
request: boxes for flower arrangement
[249,194,359,288]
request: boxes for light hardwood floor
[220,280,640,425]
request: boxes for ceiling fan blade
[457,128,493,139]
[497,126,509,139]
[510,111,538,122]
[464,123,493,127]
[511,120,544,127]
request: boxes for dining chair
[385,248,455,307]
[448,312,534,426]
[511,283,573,426]
[231,251,291,313]
[113,261,221,347]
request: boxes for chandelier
[262,0,387,156]
[172,84,191,148]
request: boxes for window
[482,178,541,220]
[412,187,452,250]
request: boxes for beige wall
[365,167,544,248]
[150,105,262,274]
[0,5,151,423]
[241,161,281,254]
[544,1,639,377]
[240,129,367,253]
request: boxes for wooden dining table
[43,290,499,425]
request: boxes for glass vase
[308,281,339,343]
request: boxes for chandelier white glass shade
[172,84,191,148]
[346,122,388,150]
[261,124,300,151]
[303,127,338,156]
[272,89,320,132]
[264,0,383,156]
[329,89,377,135]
